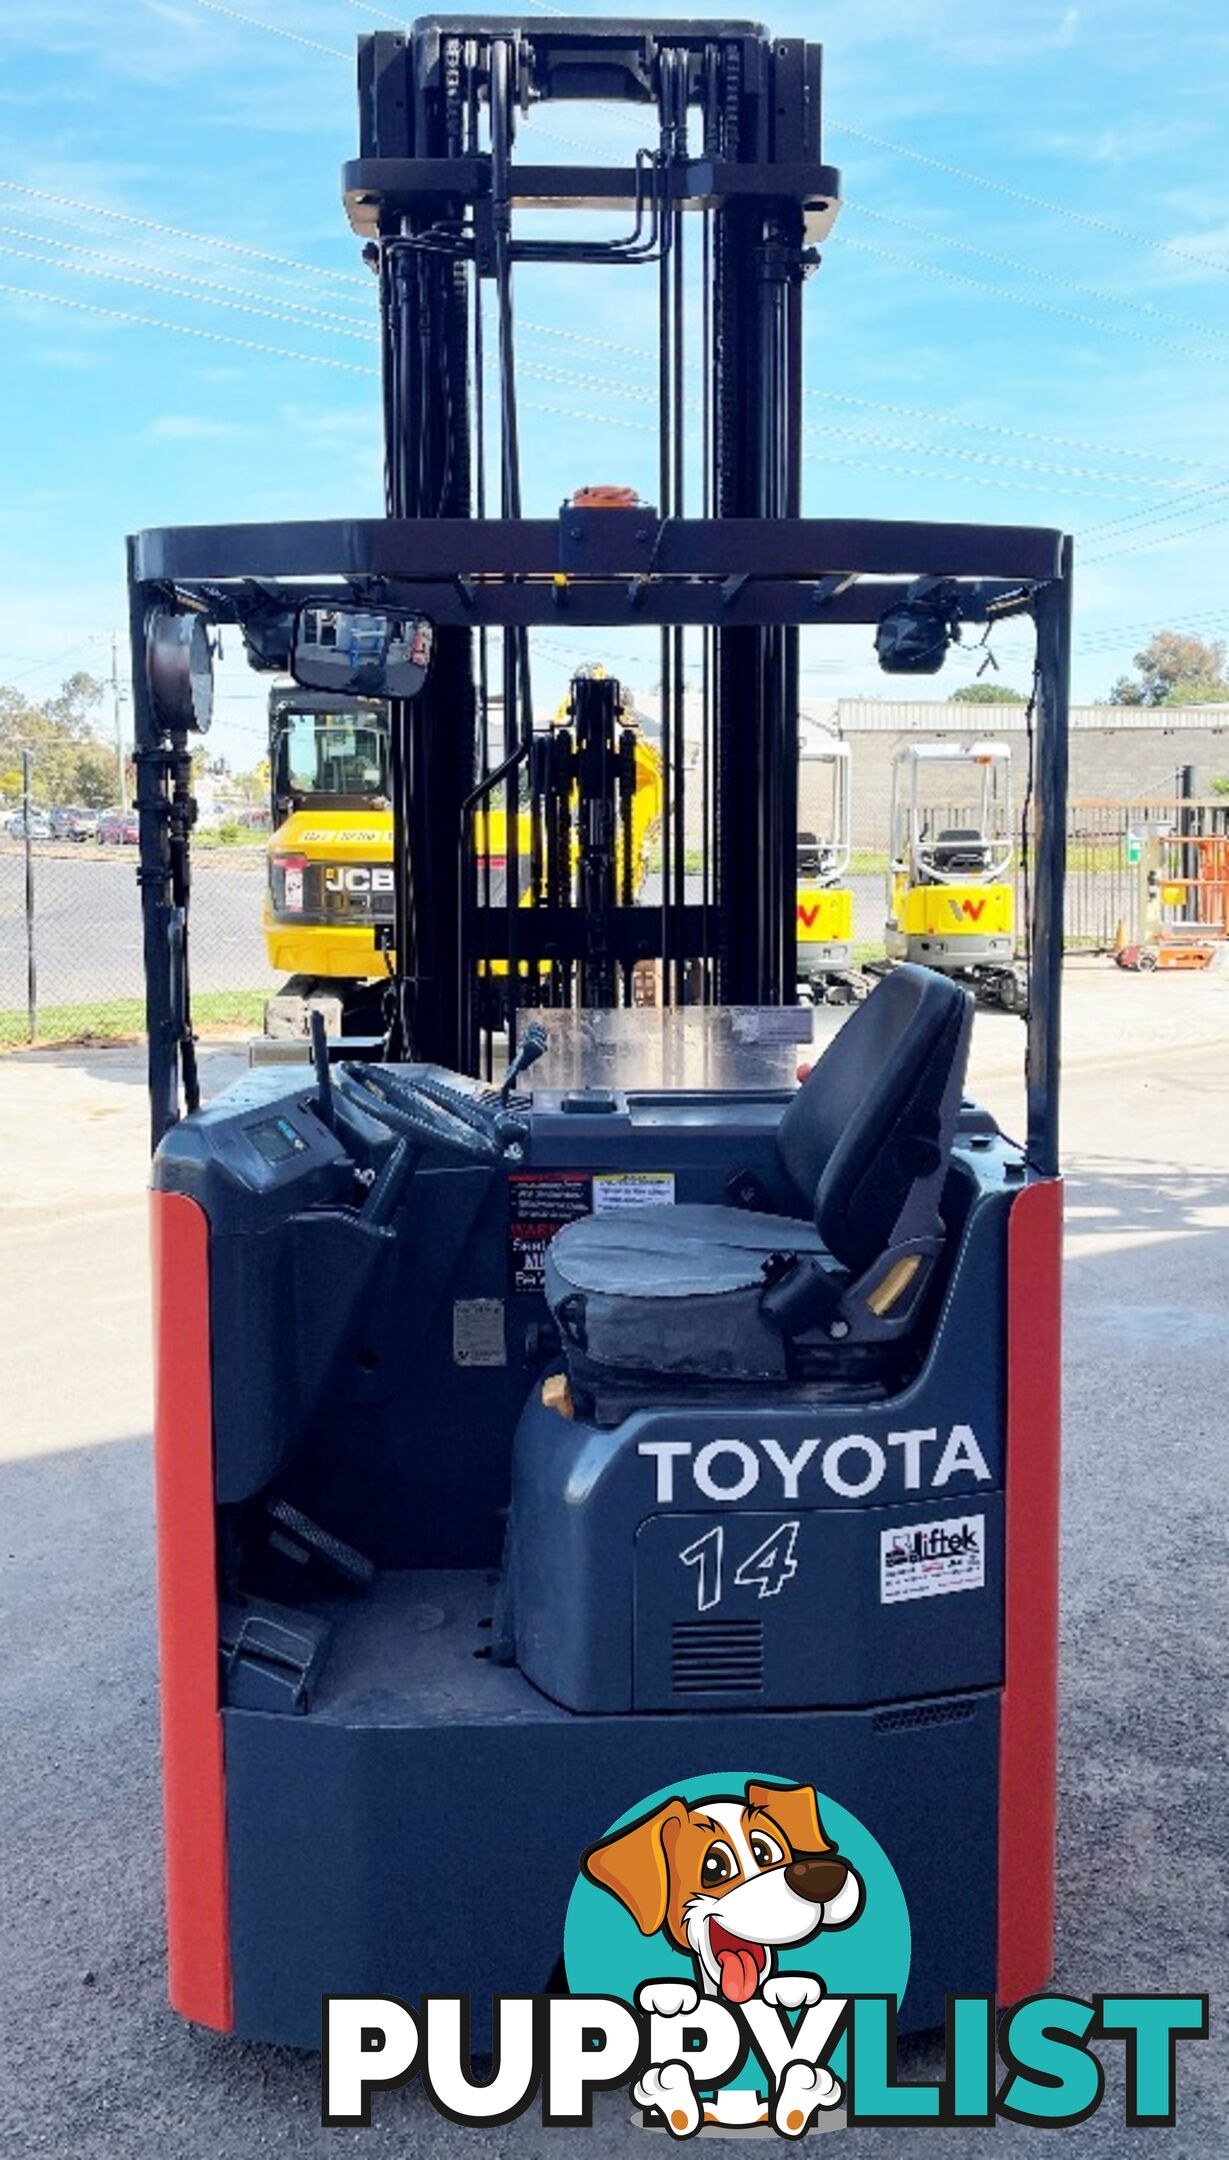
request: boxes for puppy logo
[582,1780,864,2006]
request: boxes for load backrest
[776,965,973,1276]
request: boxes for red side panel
[997,1175,1063,2004]
[150,1189,233,2031]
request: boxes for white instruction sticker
[295,827,387,845]
[452,1298,507,1368]
[880,1515,985,1604]
[592,1172,676,1214]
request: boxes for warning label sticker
[508,1171,592,1294]
[880,1515,985,1604]
[452,1298,507,1368]
[507,1169,679,1291]
[592,1171,676,1215]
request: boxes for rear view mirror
[292,606,434,698]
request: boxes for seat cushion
[544,1204,826,1382]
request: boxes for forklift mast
[131,13,1070,1173]
[349,17,837,1069]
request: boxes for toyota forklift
[133,14,1069,2063]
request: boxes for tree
[950,682,1027,704]
[1109,632,1229,708]
[0,672,115,806]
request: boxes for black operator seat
[931,827,992,875]
[545,965,974,1403]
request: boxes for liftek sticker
[592,1172,676,1214]
[880,1515,985,1604]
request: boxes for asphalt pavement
[1,978,1227,2156]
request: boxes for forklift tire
[824,980,858,1006]
[1137,946,1160,972]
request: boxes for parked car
[5,808,53,841]
[49,804,100,841]
[96,808,139,845]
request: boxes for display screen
[247,1116,308,1166]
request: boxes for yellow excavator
[795,731,862,1004]
[263,684,394,1036]
[883,738,1024,1011]
[263,672,662,1035]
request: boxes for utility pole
[111,631,127,809]
[22,746,36,1042]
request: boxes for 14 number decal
[678,1521,801,1612]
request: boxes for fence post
[22,747,37,1043]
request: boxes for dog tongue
[717,1947,762,2004]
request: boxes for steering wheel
[338,1064,499,1159]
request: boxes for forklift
[795,731,861,1004]
[884,739,1026,1011]
[132,14,1070,2074]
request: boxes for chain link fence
[3,781,1227,1047]
[0,827,271,1047]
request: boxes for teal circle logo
[564,1771,909,2088]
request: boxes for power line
[802,385,1210,473]
[515,356,1183,491]
[337,1,408,23]
[185,0,349,60]
[1084,509,1229,566]
[0,269,1202,507]
[842,235,1229,371]
[0,206,373,309]
[0,239,378,342]
[832,124,1229,282]
[1,173,1216,478]
[1076,480,1229,542]
[0,279,380,373]
[0,224,374,332]
[1067,609,1229,650]
[0,178,366,286]
[843,200,1229,349]
[518,320,1222,474]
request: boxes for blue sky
[2,0,1229,769]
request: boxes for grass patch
[0,988,267,1048]
[193,825,265,851]
[1066,842,1130,874]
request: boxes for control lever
[310,1008,337,1133]
[501,1021,549,1106]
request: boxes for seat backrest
[776,965,973,1275]
[932,826,990,873]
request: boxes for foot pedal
[219,1597,332,1714]
[266,1498,376,1587]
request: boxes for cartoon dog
[582,1780,863,2133]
